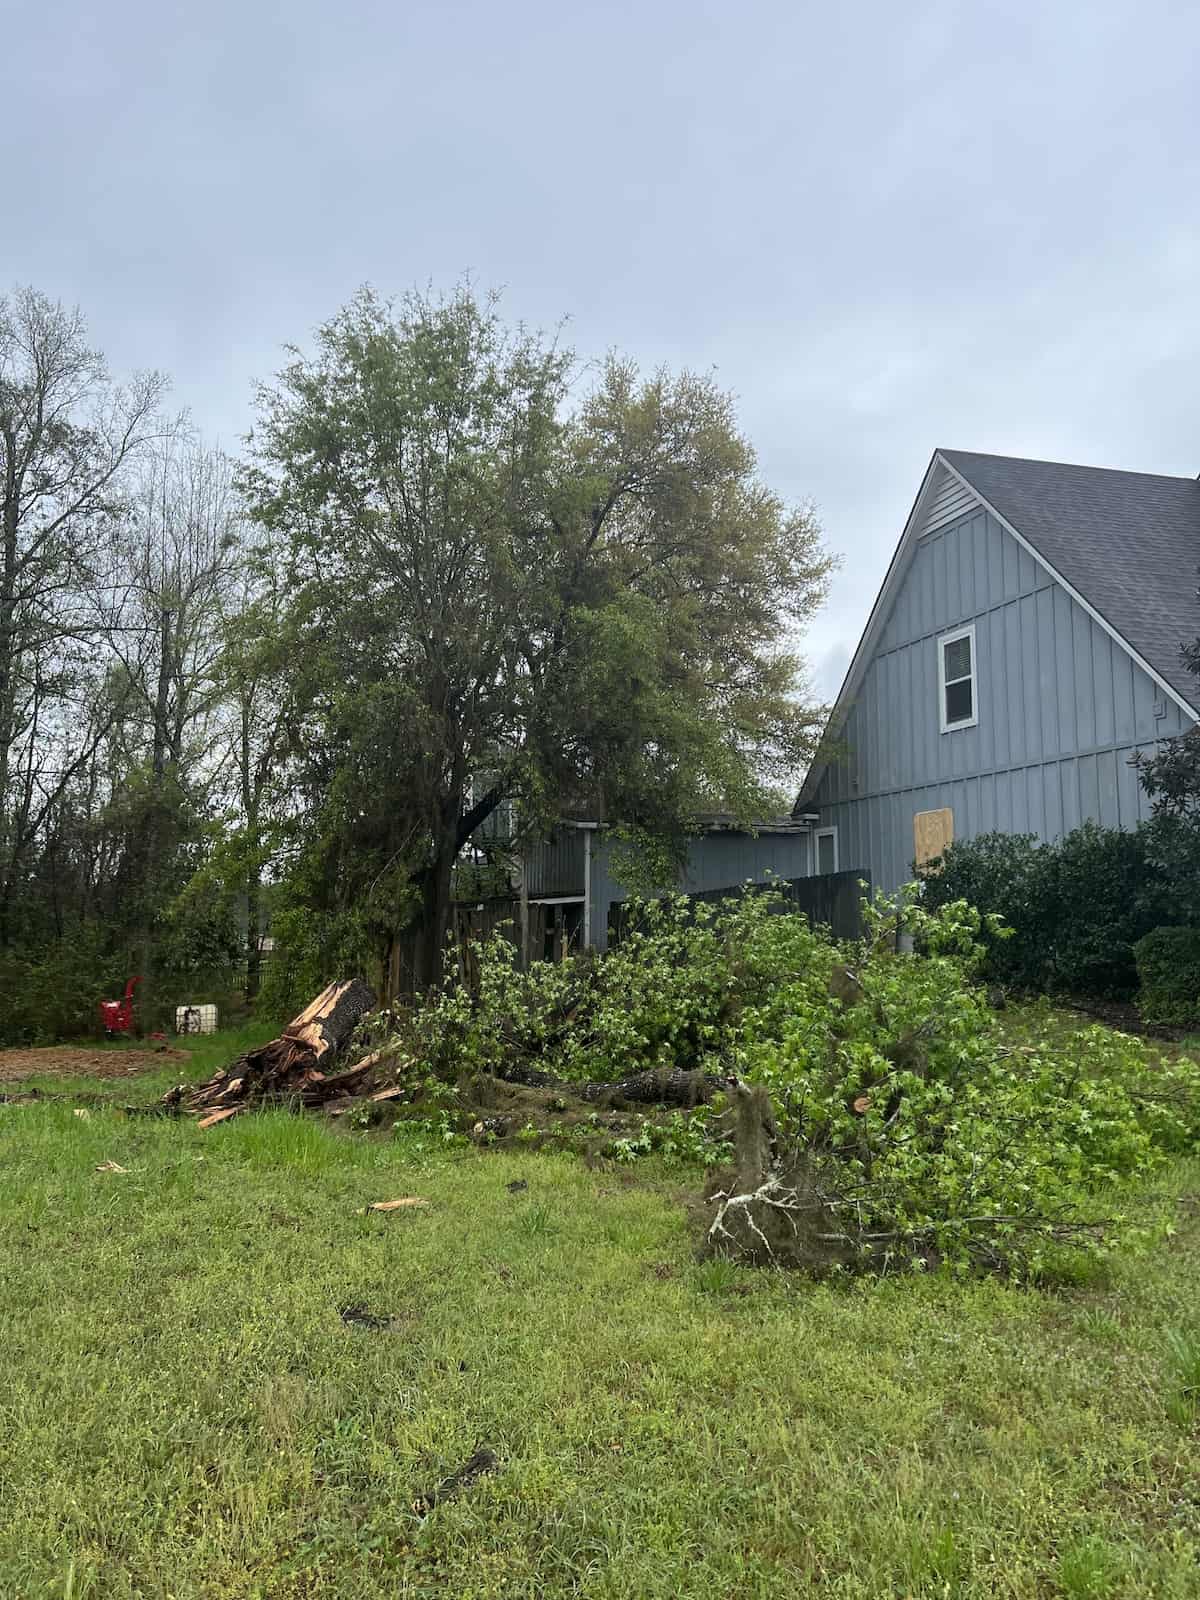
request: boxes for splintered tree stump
[179,979,377,1116]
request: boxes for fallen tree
[488,1062,727,1108]
[705,1082,864,1274]
[704,1075,1125,1277]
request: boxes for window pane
[943,635,972,681]
[945,677,973,724]
[817,833,835,873]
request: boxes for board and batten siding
[523,826,586,898]
[808,504,1195,892]
[585,830,812,952]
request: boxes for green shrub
[918,831,1053,988]
[1049,823,1165,996]
[1139,812,1200,925]
[1134,927,1200,1026]
[922,822,1170,999]
[0,935,128,1046]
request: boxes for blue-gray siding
[524,827,585,898]
[586,831,811,951]
[809,504,1194,892]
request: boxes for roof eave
[795,449,950,810]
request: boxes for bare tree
[0,286,169,942]
[109,438,246,986]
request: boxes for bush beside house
[1134,928,1200,1026]
[920,821,1198,1014]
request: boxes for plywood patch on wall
[914,807,954,872]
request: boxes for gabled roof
[939,451,1200,708]
[797,449,1200,809]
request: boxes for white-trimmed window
[815,826,838,875]
[938,623,977,733]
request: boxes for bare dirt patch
[0,1045,187,1083]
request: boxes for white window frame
[814,826,838,875]
[937,622,978,734]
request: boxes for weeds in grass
[1057,1534,1125,1598]
[900,1525,963,1590]
[694,1257,740,1295]
[1163,1326,1200,1425]
[517,1200,557,1237]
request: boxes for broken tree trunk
[705,1081,864,1273]
[179,979,377,1116]
[491,1062,729,1108]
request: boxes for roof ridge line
[939,447,1199,486]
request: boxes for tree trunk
[0,478,20,949]
[411,823,457,992]
[245,874,262,1001]
[492,1062,728,1106]
[181,977,377,1113]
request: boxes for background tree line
[0,283,834,1042]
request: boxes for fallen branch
[492,1063,728,1108]
[705,1081,1125,1276]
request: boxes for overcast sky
[6,0,1199,698]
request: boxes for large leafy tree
[245,286,833,990]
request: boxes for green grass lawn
[2,1026,1200,1598]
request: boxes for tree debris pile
[164,891,1200,1284]
[179,979,378,1120]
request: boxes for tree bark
[181,977,377,1112]
[490,1062,728,1107]
[245,875,262,1001]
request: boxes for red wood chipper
[98,976,141,1038]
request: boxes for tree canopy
[244,285,834,991]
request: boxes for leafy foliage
[0,280,835,1040]
[245,284,834,988]
[400,888,1199,1276]
[911,831,1053,989]
[1133,927,1200,1027]
[406,891,803,1084]
[921,823,1173,999]
[730,892,1188,1276]
[1134,633,1200,814]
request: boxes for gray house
[796,450,1200,891]
[517,814,819,957]
[450,793,834,987]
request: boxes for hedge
[919,821,1174,1000]
[1134,927,1200,1027]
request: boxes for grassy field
[2,1020,1200,1598]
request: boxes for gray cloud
[6,0,1199,703]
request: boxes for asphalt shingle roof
[939,450,1200,712]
